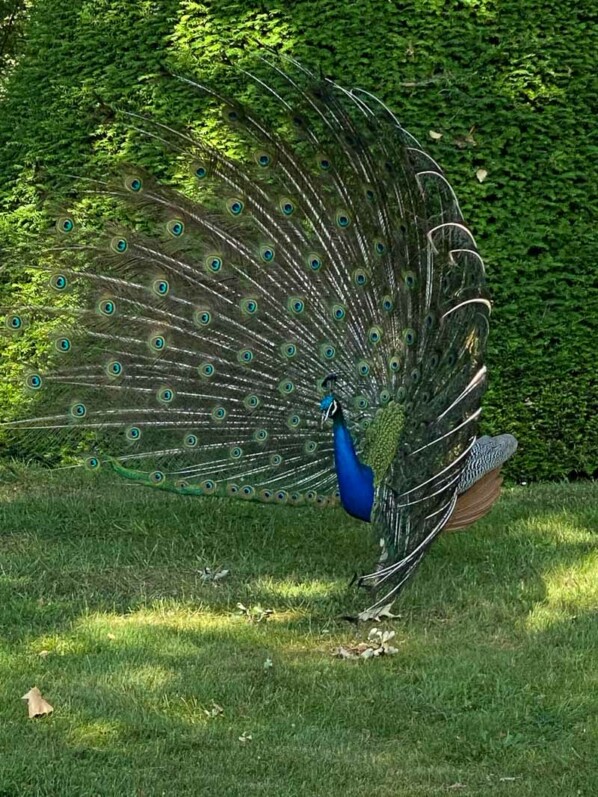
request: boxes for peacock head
[320,373,340,424]
[320,393,339,424]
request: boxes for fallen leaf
[429,130,443,140]
[238,731,252,743]
[107,633,116,641]
[263,657,273,671]
[236,603,273,623]
[22,687,53,718]
[38,650,50,658]
[334,646,358,659]
[454,127,477,149]
[448,784,467,790]
[200,566,230,583]
[333,630,401,660]
[204,701,224,719]
[476,168,488,182]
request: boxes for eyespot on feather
[106,360,123,378]
[194,307,212,327]
[55,336,72,353]
[226,197,244,216]
[204,254,223,274]
[57,216,75,234]
[157,386,175,404]
[243,394,260,410]
[124,175,143,192]
[49,273,68,291]
[70,402,87,418]
[110,236,128,253]
[126,426,141,441]
[149,470,165,485]
[287,296,305,315]
[166,219,185,237]
[97,298,116,316]
[25,373,43,390]
[152,278,170,297]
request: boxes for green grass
[0,469,596,796]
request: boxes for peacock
[2,55,517,616]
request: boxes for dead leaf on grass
[22,687,53,718]
[333,628,401,660]
[199,567,230,583]
[475,168,488,182]
[204,701,224,719]
[236,603,273,623]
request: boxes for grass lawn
[0,468,596,796]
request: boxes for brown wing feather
[444,467,504,532]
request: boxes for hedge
[0,0,596,480]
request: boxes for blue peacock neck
[330,403,374,522]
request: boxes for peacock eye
[126,426,141,441]
[206,255,222,273]
[57,216,74,233]
[111,237,128,253]
[226,198,244,216]
[106,360,123,377]
[125,176,143,192]
[260,246,275,262]
[167,219,185,237]
[153,279,169,296]
[55,337,72,353]
[336,211,351,228]
[98,298,116,316]
[50,273,68,291]
[255,151,272,167]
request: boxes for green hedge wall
[0,0,596,480]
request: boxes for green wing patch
[361,401,405,485]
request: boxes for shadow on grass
[0,472,596,639]
[0,473,596,795]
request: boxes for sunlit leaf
[22,687,53,718]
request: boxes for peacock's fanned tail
[2,56,492,610]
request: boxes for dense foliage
[0,0,596,480]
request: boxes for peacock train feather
[2,55,517,615]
